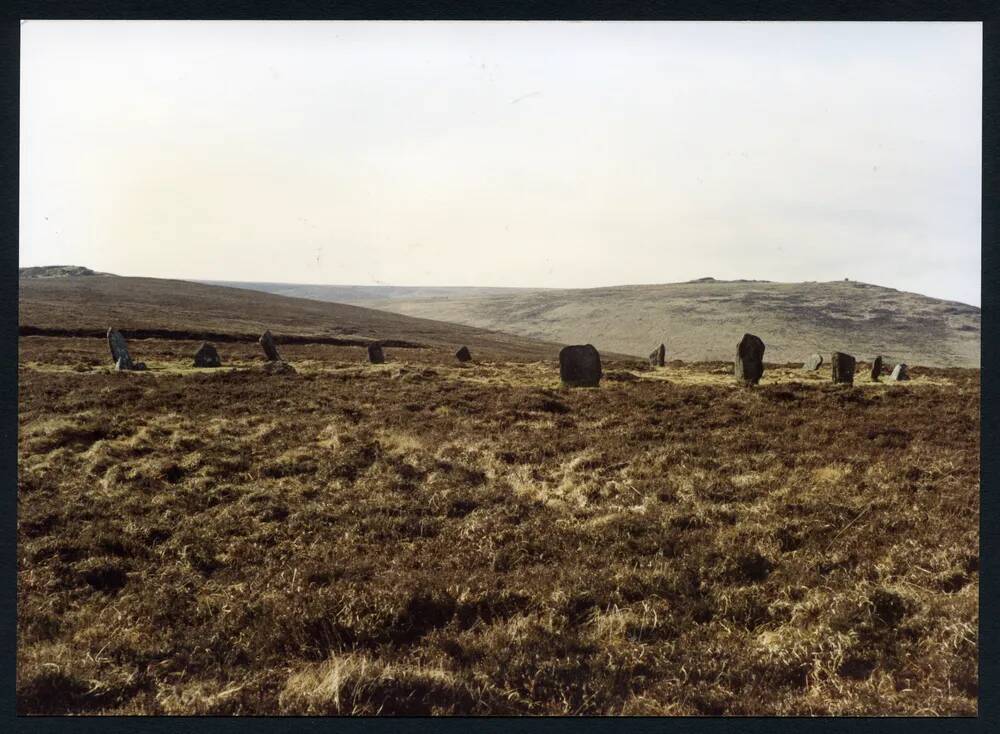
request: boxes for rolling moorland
[19,269,567,361]
[208,278,981,368]
[17,269,979,715]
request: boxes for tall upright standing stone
[107,328,134,370]
[649,343,666,367]
[831,352,856,384]
[259,330,281,362]
[368,342,385,364]
[735,333,765,385]
[870,356,883,382]
[890,363,910,381]
[559,344,602,387]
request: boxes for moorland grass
[17,338,979,715]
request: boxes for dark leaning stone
[259,330,281,362]
[194,342,222,368]
[870,356,883,382]
[735,333,765,385]
[559,344,602,387]
[890,363,909,381]
[107,328,132,366]
[649,343,666,367]
[455,346,472,363]
[831,352,856,384]
[804,353,823,371]
[368,343,385,364]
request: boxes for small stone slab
[193,342,222,368]
[831,352,856,384]
[259,330,281,362]
[559,344,602,387]
[261,360,296,375]
[455,346,472,363]
[735,333,765,385]
[890,363,910,381]
[604,370,638,382]
[649,343,666,367]
[804,353,823,371]
[368,343,385,364]
[870,356,883,382]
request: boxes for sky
[20,21,982,306]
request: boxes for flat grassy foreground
[17,337,979,715]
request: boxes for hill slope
[214,278,980,368]
[17,273,569,361]
[201,281,547,304]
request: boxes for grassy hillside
[18,273,570,361]
[17,269,979,715]
[219,278,980,368]
[201,281,546,304]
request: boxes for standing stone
[831,352,856,384]
[259,330,281,362]
[735,333,765,385]
[804,353,823,371]
[559,344,602,387]
[107,328,133,368]
[649,343,666,367]
[455,346,472,363]
[890,363,910,381]
[368,342,385,364]
[870,356,883,382]
[193,342,222,368]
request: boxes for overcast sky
[20,21,982,305]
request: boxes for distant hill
[17,273,573,361]
[200,281,552,305]
[19,265,107,278]
[211,278,981,368]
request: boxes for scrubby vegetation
[17,337,978,715]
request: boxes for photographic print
[17,20,981,716]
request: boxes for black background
[1,3,995,733]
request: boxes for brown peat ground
[17,335,979,715]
